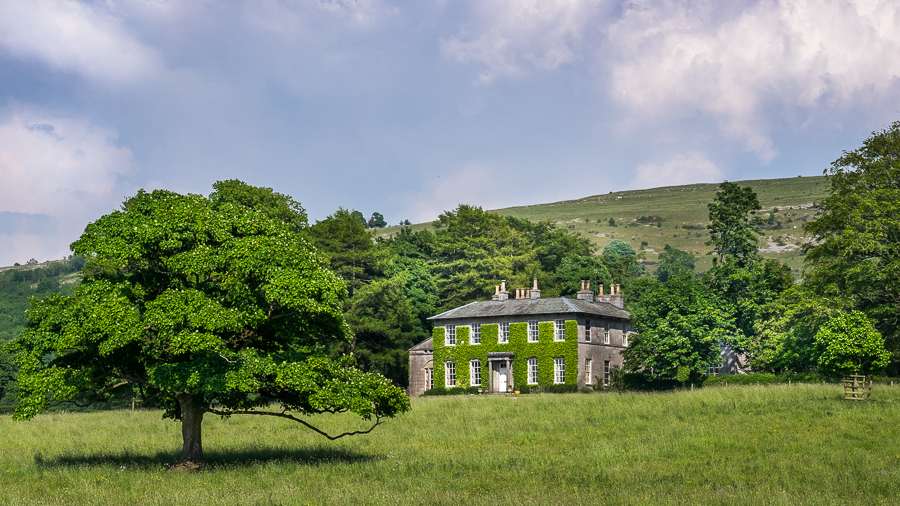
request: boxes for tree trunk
[173,393,205,470]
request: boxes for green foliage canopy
[367,212,387,229]
[813,310,890,377]
[209,179,308,232]
[655,244,695,282]
[622,274,736,381]
[7,188,409,468]
[309,208,384,297]
[602,239,636,260]
[706,182,762,265]
[748,287,846,373]
[702,257,793,351]
[803,121,900,368]
[555,256,612,296]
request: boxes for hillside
[0,257,84,341]
[380,175,830,276]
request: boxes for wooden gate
[843,374,871,401]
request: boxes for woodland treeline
[306,204,645,386]
[624,122,899,383]
[1,122,898,398]
[0,184,645,396]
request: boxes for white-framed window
[554,319,565,341]
[585,359,592,385]
[445,361,456,387]
[470,359,481,386]
[603,360,610,387]
[528,320,539,342]
[425,367,434,390]
[499,322,509,343]
[585,320,592,342]
[445,325,456,346]
[708,363,719,376]
[623,331,630,347]
[471,324,481,345]
[527,357,538,384]
[603,323,610,344]
[554,357,565,384]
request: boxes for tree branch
[208,408,382,440]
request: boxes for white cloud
[441,0,605,84]
[0,0,162,84]
[630,152,723,189]
[0,110,135,265]
[608,0,900,161]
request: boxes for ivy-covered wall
[433,319,578,390]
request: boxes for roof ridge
[561,297,579,312]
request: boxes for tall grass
[1,383,898,505]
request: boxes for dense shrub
[620,372,681,391]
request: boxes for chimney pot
[599,284,604,296]
[576,278,594,302]
[533,278,538,290]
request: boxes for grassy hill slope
[380,175,830,276]
[0,257,83,342]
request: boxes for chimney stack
[497,280,509,301]
[530,278,540,299]
[576,279,595,302]
[596,281,624,308]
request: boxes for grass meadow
[1,383,899,505]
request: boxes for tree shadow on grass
[34,446,378,471]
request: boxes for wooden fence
[843,374,871,401]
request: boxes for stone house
[408,279,635,396]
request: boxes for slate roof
[409,336,433,352]
[427,297,630,321]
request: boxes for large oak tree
[7,188,409,469]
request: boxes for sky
[1,0,899,266]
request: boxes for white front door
[497,362,508,392]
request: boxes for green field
[379,176,830,276]
[1,383,898,505]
